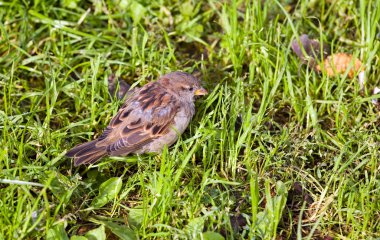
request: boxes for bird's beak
[194,87,208,96]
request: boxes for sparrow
[66,71,208,166]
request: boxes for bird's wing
[96,82,181,155]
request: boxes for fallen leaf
[316,53,364,79]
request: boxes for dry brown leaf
[316,53,364,79]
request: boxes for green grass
[1,0,380,239]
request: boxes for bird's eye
[181,86,194,91]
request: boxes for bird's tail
[66,140,107,166]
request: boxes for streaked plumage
[66,71,207,166]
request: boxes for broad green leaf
[49,172,78,203]
[118,0,129,10]
[130,2,146,23]
[70,236,87,240]
[256,211,270,238]
[46,223,69,240]
[85,225,106,240]
[179,1,194,16]
[101,221,136,240]
[128,207,144,228]
[91,177,122,208]
[185,217,204,238]
[202,231,225,240]
[61,0,80,9]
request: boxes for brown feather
[66,71,206,166]
[74,150,107,166]
[66,140,107,166]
